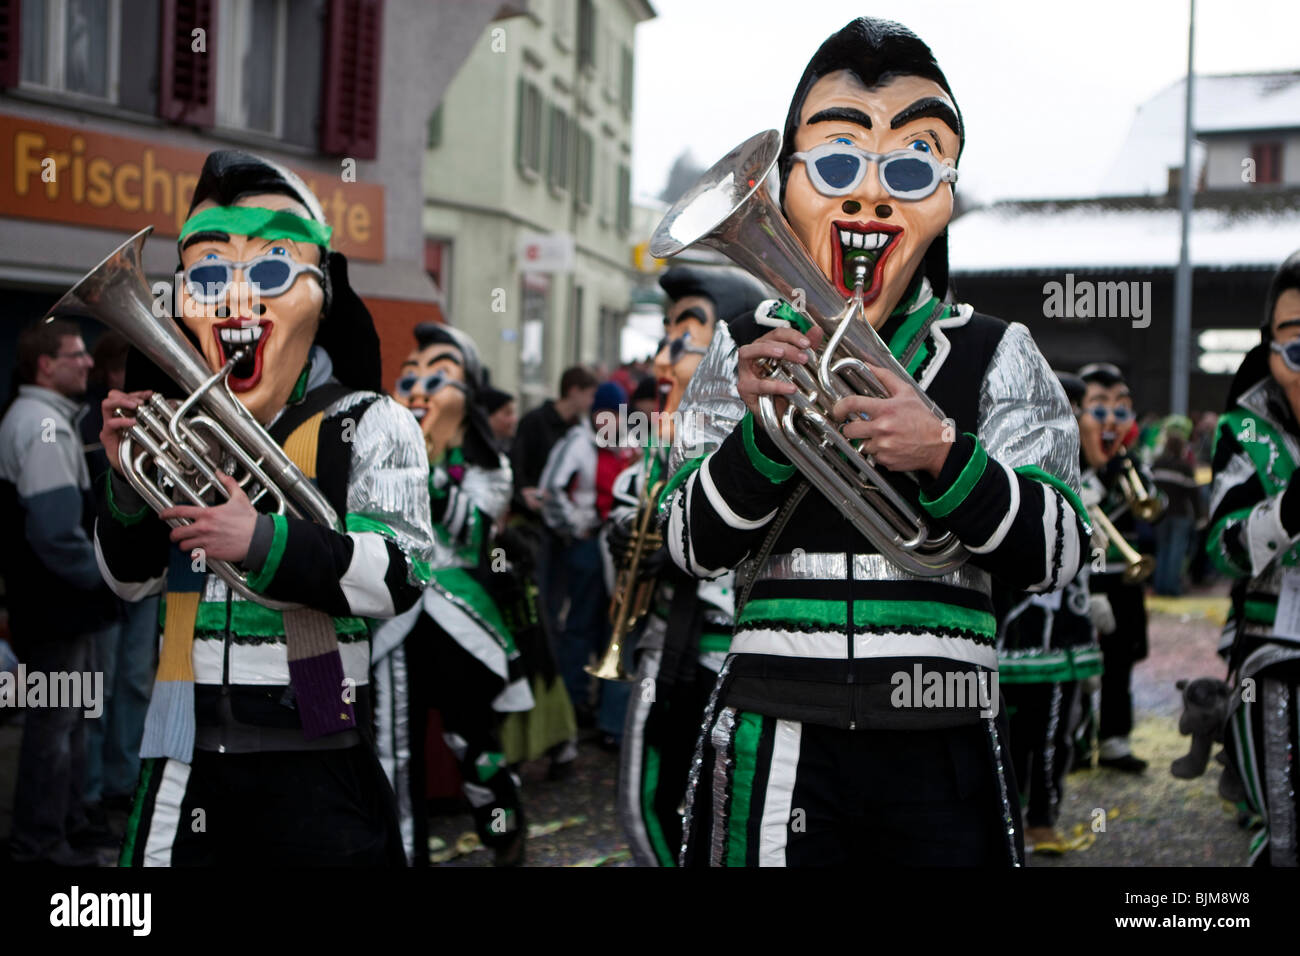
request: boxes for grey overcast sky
[631,0,1300,205]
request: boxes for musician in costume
[1207,249,1300,866]
[609,264,766,867]
[95,150,434,865]
[1076,361,1161,773]
[372,323,533,867]
[662,17,1089,866]
[996,372,1103,853]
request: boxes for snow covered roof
[1100,72,1300,197]
[949,191,1300,274]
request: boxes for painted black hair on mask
[1226,248,1300,407]
[411,323,499,469]
[659,265,768,328]
[778,17,963,299]
[133,149,382,396]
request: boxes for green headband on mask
[179,205,333,247]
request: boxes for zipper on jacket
[846,549,857,730]
[220,588,232,753]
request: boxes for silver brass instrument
[588,476,667,682]
[47,227,341,610]
[649,130,967,577]
[1088,504,1154,585]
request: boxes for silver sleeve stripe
[699,456,777,532]
[459,458,512,523]
[343,393,436,575]
[1056,492,1082,592]
[1209,452,1257,517]
[1244,495,1296,578]
[967,459,1020,555]
[977,322,1081,496]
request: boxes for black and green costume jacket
[664,282,1090,730]
[1208,376,1300,652]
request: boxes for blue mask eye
[833,136,854,145]
[269,245,288,256]
[910,140,931,153]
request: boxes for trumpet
[46,227,341,610]
[649,130,966,577]
[1088,504,1154,584]
[588,477,667,682]
[1117,452,1164,522]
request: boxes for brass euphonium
[588,477,667,682]
[649,130,967,577]
[1088,504,1154,585]
[46,227,341,610]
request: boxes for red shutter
[320,0,383,160]
[158,0,217,126]
[0,0,20,89]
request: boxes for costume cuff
[741,411,795,484]
[246,513,288,592]
[106,471,149,525]
[241,514,276,575]
[918,433,984,518]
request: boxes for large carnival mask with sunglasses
[776,19,964,328]
[784,70,959,325]
[393,340,470,462]
[178,193,329,425]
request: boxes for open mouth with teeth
[831,220,902,300]
[213,319,271,391]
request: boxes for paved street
[0,585,1257,867]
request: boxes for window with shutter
[159,0,217,126]
[616,162,630,234]
[0,0,20,88]
[320,0,382,160]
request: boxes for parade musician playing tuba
[659,18,1090,867]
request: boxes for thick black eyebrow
[806,107,872,131]
[180,230,230,251]
[1276,318,1300,331]
[890,97,960,139]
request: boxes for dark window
[616,162,630,233]
[516,78,542,175]
[619,43,632,116]
[159,0,217,126]
[576,0,595,71]
[1252,142,1282,185]
[575,125,593,207]
[118,0,160,114]
[320,0,382,159]
[547,104,571,193]
[427,103,443,149]
[280,0,324,148]
[1,0,25,87]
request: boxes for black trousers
[403,616,523,860]
[123,744,402,866]
[1092,573,1147,740]
[685,702,1023,867]
[1005,681,1078,828]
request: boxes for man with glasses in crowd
[1,318,120,866]
[1077,362,1160,773]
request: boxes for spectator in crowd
[0,318,120,866]
[77,332,160,827]
[482,385,518,453]
[511,366,597,648]
[538,381,633,736]
[1152,417,1204,596]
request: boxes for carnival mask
[783,71,959,327]
[177,193,328,425]
[395,342,468,461]
[653,295,716,441]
